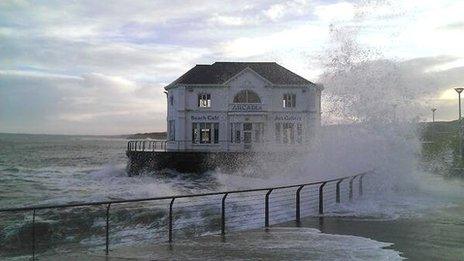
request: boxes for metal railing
[127,139,319,153]
[0,171,370,260]
[127,140,167,152]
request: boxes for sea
[0,133,463,260]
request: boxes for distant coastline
[123,132,167,140]
[0,132,167,140]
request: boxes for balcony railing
[127,140,167,152]
[126,140,315,153]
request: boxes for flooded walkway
[44,201,464,260]
[45,227,400,260]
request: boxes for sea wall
[126,151,260,175]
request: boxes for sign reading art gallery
[191,115,220,121]
[274,115,302,121]
[229,104,263,112]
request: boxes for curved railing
[0,171,371,260]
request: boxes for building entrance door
[243,123,253,149]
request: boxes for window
[230,123,233,143]
[283,123,295,144]
[168,120,175,141]
[192,124,199,143]
[198,93,211,108]
[230,123,241,143]
[283,93,296,108]
[297,123,302,143]
[234,123,241,143]
[214,123,219,143]
[169,95,174,106]
[192,122,219,144]
[254,123,264,143]
[276,122,299,144]
[200,123,211,143]
[275,123,281,143]
[233,90,261,103]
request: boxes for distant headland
[124,132,167,140]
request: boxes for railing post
[105,203,111,255]
[349,176,356,201]
[221,193,228,235]
[359,174,364,197]
[143,140,146,151]
[32,209,36,260]
[168,198,175,243]
[295,185,304,224]
[336,179,344,203]
[265,189,273,228]
[319,182,327,215]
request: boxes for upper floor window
[169,95,174,106]
[233,90,261,103]
[283,93,296,108]
[198,93,211,108]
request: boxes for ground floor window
[192,122,219,144]
[168,120,175,141]
[254,123,264,143]
[231,123,241,143]
[297,123,303,143]
[275,122,303,144]
[230,122,264,144]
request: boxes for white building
[164,62,322,152]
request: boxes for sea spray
[214,23,424,193]
[210,2,460,227]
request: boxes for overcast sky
[1,0,464,135]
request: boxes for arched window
[233,90,261,103]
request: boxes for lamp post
[454,88,464,120]
[431,108,436,122]
[454,87,464,157]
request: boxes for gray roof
[169,62,314,86]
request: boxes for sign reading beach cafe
[229,103,263,112]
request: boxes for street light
[431,108,437,122]
[454,87,464,157]
[454,87,464,120]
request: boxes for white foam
[91,227,403,260]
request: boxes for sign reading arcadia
[230,104,263,112]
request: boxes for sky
[1,0,464,135]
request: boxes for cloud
[438,22,464,31]
[314,2,355,22]
[263,0,311,21]
[208,14,250,26]
[1,0,464,134]
[264,4,287,21]
[0,71,166,135]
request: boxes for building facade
[165,62,322,152]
